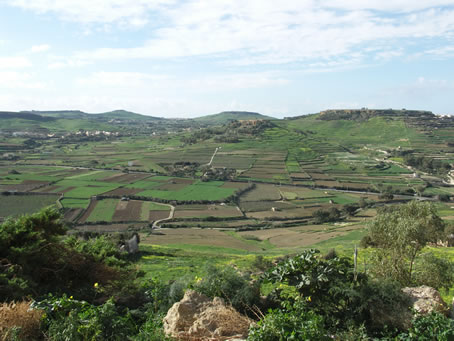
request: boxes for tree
[365,201,445,285]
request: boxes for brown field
[238,223,366,248]
[149,210,171,221]
[221,182,250,189]
[74,223,147,232]
[102,188,143,196]
[174,204,243,218]
[314,180,342,187]
[245,205,331,220]
[337,182,373,189]
[306,172,334,180]
[113,200,142,221]
[59,186,76,194]
[290,172,311,179]
[142,228,262,251]
[78,200,97,223]
[163,218,259,228]
[239,201,298,213]
[1,180,50,192]
[33,184,60,193]
[240,184,282,201]
[64,208,83,222]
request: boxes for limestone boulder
[163,290,252,341]
[402,285,449,316]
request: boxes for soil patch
[149,210,171,221]
[113,200,142,221]
[78,200,97,223]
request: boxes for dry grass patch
[142,228,261,251]
[0,301,43,341]
[238,223,366,248]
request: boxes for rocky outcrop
[163,290,252,341]
[402,285,449,316]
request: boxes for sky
[1,1,454,118]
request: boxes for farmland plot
[173,204,243,218]
[0,194,59,219]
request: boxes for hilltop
[193,111,275,125]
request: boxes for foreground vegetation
[2,108,454,339]
[1,202,454,340]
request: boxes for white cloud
[6,0,175,27]
[65,1,454,69]
[48,59,91,69]
[76,71,288,91]
[31,44,50,53]
[0,56,32,68]
[0,71,46,88]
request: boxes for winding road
[152,203,175,229]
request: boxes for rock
[402,285,449,316]
[163,290,252,341]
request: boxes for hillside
[193,111,275,125]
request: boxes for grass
[61,198,90,209]
[85,199,118,222]
[138,183,236,201]
[137,244,267,283]
[0,194,59,218]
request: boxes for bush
[265,249,370,330]
[247,299,329,341]
[33,295,137,341]
[252,255,273,271]
[194,264,261,314]
[413,253,454,291]
[395,312,454,340]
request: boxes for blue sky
[1,0,454,118]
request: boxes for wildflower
[94,282,99,288]
[307,296,312,302]
[69,296,73,300]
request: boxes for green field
[85,199,118,222]
[0,194,59,218]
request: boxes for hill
[94,109,163,121]
[25,109,162,121]
[0,111,55,122]
[193,111,275,125]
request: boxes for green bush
[194,264,261,314]
[413,253,454,291]
[395,312,454,340]
[247,299,329,341]
[33,295,137,341]
[265,249,367,328]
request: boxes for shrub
[395,312,454,340]
[33,295,137,341]
[312,207,341,223]
[252,255,273,271]
[194,264,261,314]
[413,253,454,291]
[247,299,329,341]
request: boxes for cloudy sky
[1,0,454,117]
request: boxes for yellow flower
[69,296,73,300]
[94,283,99,288]
[307,296,311,302]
